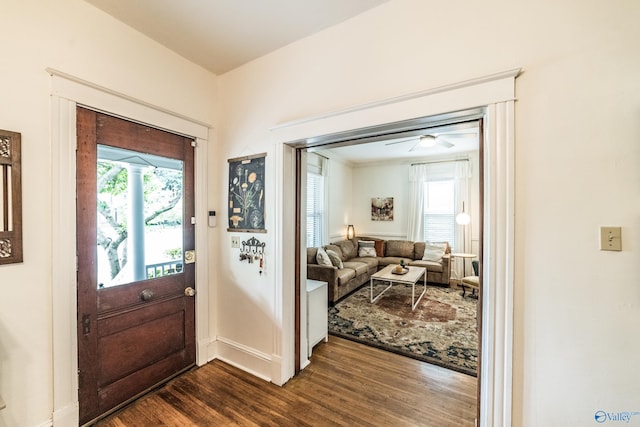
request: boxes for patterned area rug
[328,282,478,376]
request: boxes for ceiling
[84,0,389,74]
[318,125,480,165]
[84,1,478,164]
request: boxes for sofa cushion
[349,256,379,270]
[307,247,318,264]
[378,256,413,267]
[325,249,344,268]
[385,240,414,258]
[342,261,369,276]
[336,268,356,286]
[316,248,332,266]
[357,240,376,257]
[408,259,444,273]
[334,239,358,260]
[422,242,447,262]
[324,244,343,259]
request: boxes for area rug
[328,282,478,376]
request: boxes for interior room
[1,1,638,426]
[303,119,482,375]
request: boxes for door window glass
[97,145,184,288]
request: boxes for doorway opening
[291,110,485,419]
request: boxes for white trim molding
[272,69,520,427]
[49,69,211,426]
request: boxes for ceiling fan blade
[408,141,421,152]
[436,137,455,148]
[434,132,476,140]
[384,136,419,146]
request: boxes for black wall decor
[227,153,266,232]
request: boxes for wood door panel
[98,351,190,415]
[97,276,184,312]
[98,310,186,386]
[96,114,187,159]
[98,296,185,337]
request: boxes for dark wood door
[76,107,196,424]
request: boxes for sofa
[307,237,451,304]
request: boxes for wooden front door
[76,107,196,424]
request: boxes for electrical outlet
[231,236,240,249]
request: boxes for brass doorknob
[184,287,196,297]
[140,289,154,301]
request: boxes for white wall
[218,1,640,426]
[352,162,409,239]
[325,157,353,241]
[1,0,638,425]
[346,154,480,246]
[0,1,216,426]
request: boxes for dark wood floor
[96,336,477,426]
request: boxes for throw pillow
[325,249,344,269]
[374,240,385,257]
[358,240,376,257]
[422,242,447,262]
[316,248,332,266]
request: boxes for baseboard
[52,401,78,427]
[198,337,216,366]
[214,337,272,383]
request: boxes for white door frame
[272,68,519,427]
[48,69,211,426]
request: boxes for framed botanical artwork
[371,197,393,221]
[227,153,266,232]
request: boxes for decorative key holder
[239,236,266,274]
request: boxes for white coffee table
[370,265,427,310]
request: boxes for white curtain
[407,160,472,277]
[454,161,472,278]
[407,164,428,241]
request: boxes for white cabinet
[307,279,328,357]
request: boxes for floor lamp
[455,202,470,276]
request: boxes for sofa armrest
[441,253,451,279]
[307,264,339,303]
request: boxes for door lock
[184,287,196,297]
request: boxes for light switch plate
[600,226,622,251]
[231,236,240,249]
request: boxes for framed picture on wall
[227,153,266,232]
[371,197,393,221]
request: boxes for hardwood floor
[96,336,477,426]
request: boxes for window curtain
[407,160,471,277]
[453,161,472,279]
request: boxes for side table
[307,279,328,357]
[450,252,477,279]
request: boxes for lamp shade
[456,202,470,225]
[347,224,355,239]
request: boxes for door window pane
[97,145,184,288]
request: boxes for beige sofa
[307,237,451,304]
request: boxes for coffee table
[370,265,427,310]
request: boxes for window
[423,179,456,251]
[306,171,324,247]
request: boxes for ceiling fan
[384,132,475,151]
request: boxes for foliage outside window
[97,146,184,288]
[0,129,22,265]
